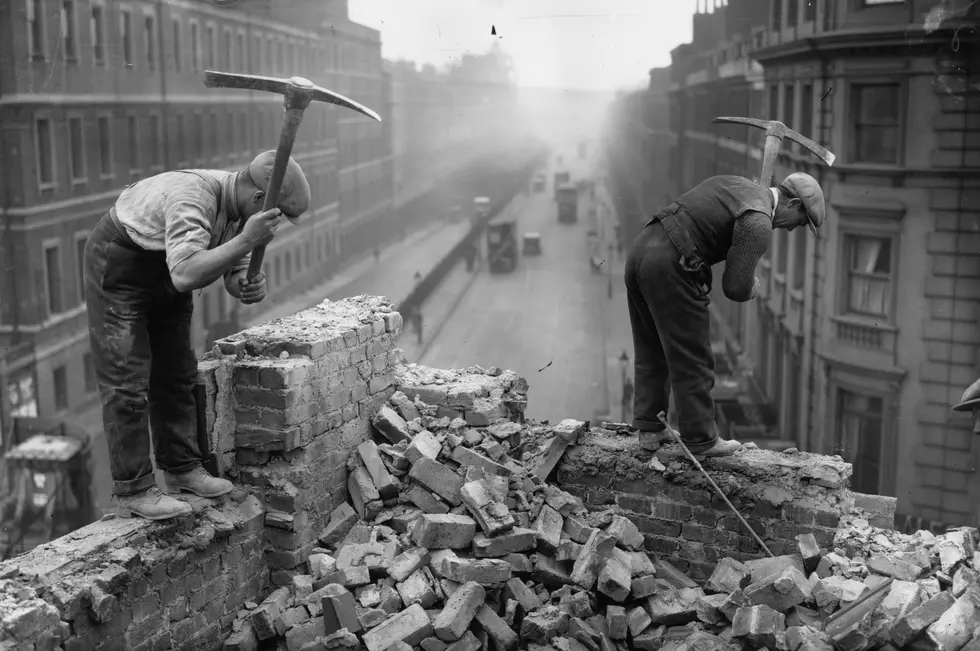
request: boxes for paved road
[421,188,612,424]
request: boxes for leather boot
[696,438,742,458]
[116,486,193,521]
[638,430,672,451]
[165,466,234,498]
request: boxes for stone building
[609,0,980,529]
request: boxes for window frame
[148,112,163,172]
[34,114,57,190]
[193,110,205,165]
[188,19,201,72]
[67,112,87,184]
[119,4,134,68]
[90,0,106,66]
[53,365,69,411]
[222,26,232,70]
[27,0,46,61]
[829,382,893,496]
[74,230,89,304]
[61,0,79,62]
[204,20,216,70]
[42,238,64,317]
[127,112,141,176]
[143,7,155,72]
[847,79,905,166]
[96,111,114,179]
[237,29,247,73]
[172,16,182,72]
[837,223,900,325]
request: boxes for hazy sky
[348,0,698,92]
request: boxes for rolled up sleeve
[164,192,216,273]
[223,250,252,282]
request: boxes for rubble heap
[221,372,980,651]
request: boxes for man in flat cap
[83,150,311,520]
[624,172,825,457]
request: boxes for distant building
[607,0,980,530]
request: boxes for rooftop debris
[223,387,980,651]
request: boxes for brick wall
[0,295,402,650]
[555,431,896,582]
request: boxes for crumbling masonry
[1,296,978,651]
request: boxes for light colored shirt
[113,169,250,278]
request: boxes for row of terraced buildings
[602,0,979,530]
[0,0,517,435]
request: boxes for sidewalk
[245,217,472,328]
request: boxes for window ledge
[788,288,804,302]
[831,313,898,332]
[41,304,88,330]
[70,178,88,187]
[100,173,115,182]
[38,182,57,192]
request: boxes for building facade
[663,0,980,528]
[0,0,392,434]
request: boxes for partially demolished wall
[0,296,977,651]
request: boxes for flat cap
[247,150,311,223]
[953,377,980,412]
[780,172,825,236]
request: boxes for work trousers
[84,211,203,496]
[624,217,718,453]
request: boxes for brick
[409,458,464,505]
[336,540,399,577]
[396,569,438,608]
[744,566,811,612]
[703,556,751,594]
[412,514,477,549]
[471,528,536,559]
[520,605,571,644]
[503,577,540,612]
[451,446,511,476]
[474,604,519,651]
[251,587,290,640]
[604,604,628,640]
[606,515,644,551]
[405,430,442,464]
[362,603,434,651]
[441,556,512,585]
[357,440,399,499]
[532,504,564,554]
[433,581,486,641]
[389,547,431,583]
[372,405,411,443]
[732,604,785,648]
[626,605,652,637]
[459,480,516,537]
[597,557,631,602]
[562,516,598,544]
[406,484,450,514]
[571,529,617,591]
[920,590,980,650]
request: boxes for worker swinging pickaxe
[204,70,382,280]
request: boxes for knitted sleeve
[722,211,772,302]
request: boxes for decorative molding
[818,350,909,386]
[831,195,907,222]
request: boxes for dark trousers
[624,219,718,453]
[84,212,202,496]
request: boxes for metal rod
[656,411,775,558]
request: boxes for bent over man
[625,173,825,456]
[84,151,311,520]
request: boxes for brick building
[607,0,980,528]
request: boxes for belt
[648,202,705,272]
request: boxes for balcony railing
[832,315,898,352]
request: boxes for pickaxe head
[204,70,382,122]
[711,117,835,167]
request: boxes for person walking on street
[84,150,311,520]
[625,173,825,456]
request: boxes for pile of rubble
[223,384,980,651]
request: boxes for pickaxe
[710,117,835,188]
[204,71,382,280]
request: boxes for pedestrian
[625,173,825,456]
[83,150,311,520]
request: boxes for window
[843,234,893,318]
[228,112,236,159]
[205,24,215,68]
[190,21,200,72]
[194,113,204,161]
[62,0,78,60]
[44,243,63,315]
[791,228,807,291]
[172,19,181,71]
[787,0,799,28]
[768,84,779,120]
[786,349,801,435]
[27,0,45,59]
[175,113,186,164]
[851,83,901,164]
[784,84,796,129]
[144,13,155,71]
[835,389,884,494]
[90,1,105,64]
[83,353,96,393]
[120,8,133,66]
[68,116,85,181]
[804,0,817,22]
[254,34,263,72]
[223,28,232,69]
[285,251,292,280]
[149,114,161,167]
[76,234,87,302]
[98,115,112,176]
[240,108,248,153]
[128,115,139,171]
[210,112,219,160]
[771,0,782,30]
[775,229,789,276]
[35,117,54,187]
[800,84,814,141]
[53,366,69,411]
[237,32,246,72]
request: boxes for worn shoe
[638,429,672,451]
[116,486,193,521]
[695,438,742,458]
[165,466,234,498]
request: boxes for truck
[486,219,518,274]
[557,183,579,224]
[553,171,570,199]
